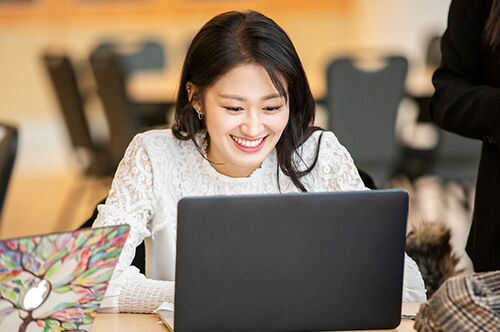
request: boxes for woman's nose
[241,110,264,137]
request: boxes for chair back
[90,49,142,164]
[0,123,18,220]
[94,40,165,74]
[42,53,93,152]
[433,130,481,181]
[326,56,408,185]
[425,35,442,69]
[126,40,165,73]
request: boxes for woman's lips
[230,135,268,152]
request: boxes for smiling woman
[189,63,290,177]
[172,10,316,190]
[92,10,427,314]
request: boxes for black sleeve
[430,0,500,143]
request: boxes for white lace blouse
[93,129,426,313]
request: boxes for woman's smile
[230,134,268,152]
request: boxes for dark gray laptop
[175,189,408,332]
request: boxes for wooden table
[406,66,435,98]
[90,303,420,332]
[128,70,179,103]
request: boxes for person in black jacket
[431,0,500,272]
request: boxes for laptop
[174,190,408,332]
[0,224,129,332]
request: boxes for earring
[193,104,203,120]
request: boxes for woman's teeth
[231,135,265,148]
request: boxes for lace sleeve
[94,134,154,264]
[403,253,427,302]
[93,134,174,313]
[317,131,366,191]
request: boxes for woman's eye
[224,106,243,112]
[263,106,282,111]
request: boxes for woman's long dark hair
[172,10,321,192]
[485,0,500,50]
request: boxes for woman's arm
[431,0,500,143]
[93,134,174,313]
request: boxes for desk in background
[128,70,179,103]
[90,303,421,332]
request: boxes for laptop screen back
[175,190,408,332]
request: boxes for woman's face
[190,63,290,178]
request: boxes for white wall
[355,0,452,67]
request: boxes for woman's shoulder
[300,129,365,191]
[301,129,341,151]
[299,129,354,168]
[291,130,342,169]
[125,128,192,168]
[134,128,185,152]
[138,128,205,161]
[136,128,174,142]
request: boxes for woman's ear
[186,82,202,113]
[186,82,197,103]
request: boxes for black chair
[425,35,442,69]
[42,53,116,176]
[326,56,408,187]
[358,168,376,189]
[432,131,482,182]
[94,39,166,74]
[90,49,170,165]
[0,123,18,222]
[126,40,165,73]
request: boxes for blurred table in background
[405,66,435,122]
[128,70,179,103]
[406,66,434,98]
[127,68,326,103]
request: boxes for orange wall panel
[0,0,352,24]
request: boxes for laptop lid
[0,225,129,332]
[175,190,408,332]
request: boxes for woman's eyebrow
[218,93,282,101]
[262,93,282,100]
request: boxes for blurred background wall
[0,0,452,237]
[0,0,451,174]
